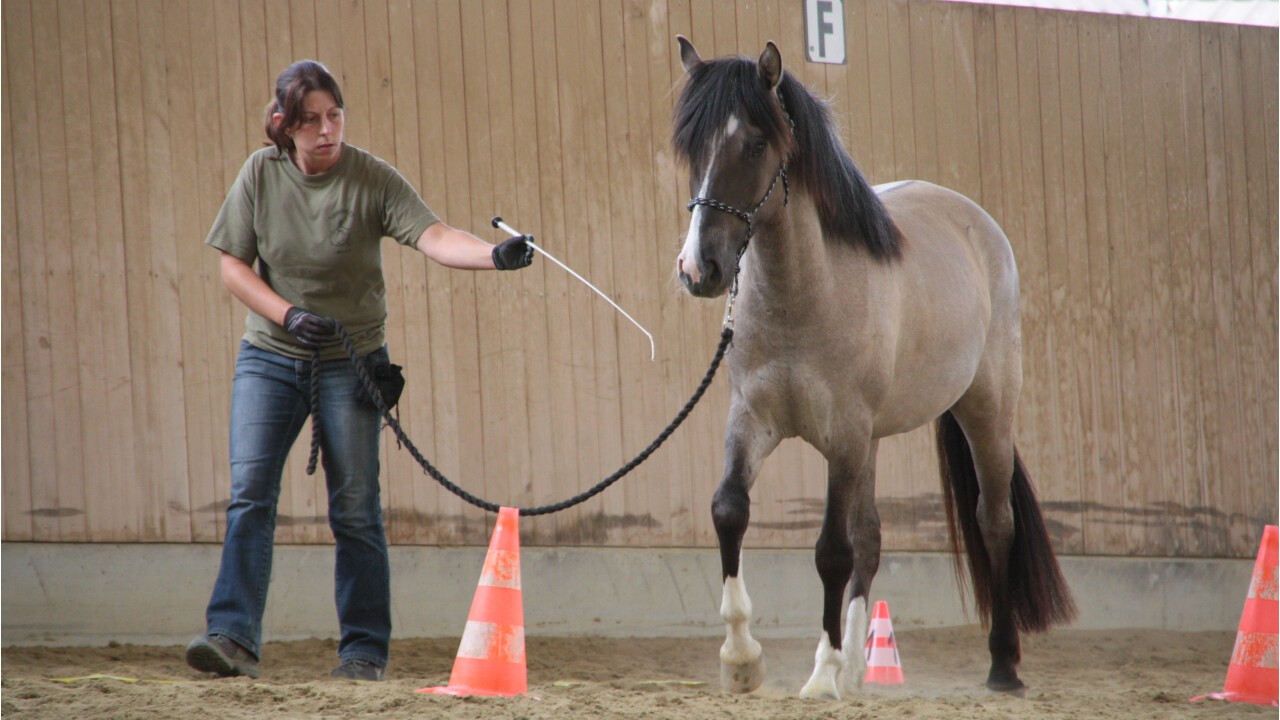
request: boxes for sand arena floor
[2,627,1273,719]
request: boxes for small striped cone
[1194,525,1278,706]
[863,600,905,685]
[418,507,526,697]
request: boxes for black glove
[283,306,336,348]
[492,235,535,270]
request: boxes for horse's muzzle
[678,260,728,298]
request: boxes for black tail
[936,411,1077,632]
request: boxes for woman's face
[282,90,344,174]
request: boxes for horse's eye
[750,140,767,157]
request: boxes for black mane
[673,56,902,261]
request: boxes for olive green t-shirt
[206,143,439,360]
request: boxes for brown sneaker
[186,633,260,678]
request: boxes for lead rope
[303,321,732,515]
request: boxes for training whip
[492,216,656,361]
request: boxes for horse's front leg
[801,439,874,700]
[840,439,880,695]
[713,404,780,694]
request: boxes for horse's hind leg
[946,406,1023,692]
[800,438,876,700]
[713,404,780,693]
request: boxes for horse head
[673,36,795,298]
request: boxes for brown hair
[263,60,345,154]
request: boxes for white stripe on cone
[457,621,526,663]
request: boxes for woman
[186,60,533,682]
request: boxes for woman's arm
[414,221,498,270]
[219,250,292,325]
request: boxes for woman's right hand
[284,306,337,347]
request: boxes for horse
[671,37,1076,700]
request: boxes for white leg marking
[800,631,846,700]
[719,567,765,692]
[841,597,868,694]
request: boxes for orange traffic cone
[863,600,905,685]
[418,507,526,697]
[1193,524,1278,707]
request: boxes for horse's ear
[678,35,702,74]
[758,41,783,90]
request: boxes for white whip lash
[492,216,656,361]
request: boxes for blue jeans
[205,341,391,667]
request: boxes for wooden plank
[1257,27,1280,529]
[408,0,458,545]
[1239,26,1279,538]
[503,0,556,545]
[1193,25,1240,556]
[1217,26,1264,555]
[571,0,627,545]
[842,0,874,176]
[864,0,895,184]
[110,0,164,539]
[85,0,143,541]
[137,0,194,541]
[635,0,680,547]
[30,0,88,541]
[7,0,60,542]
[948,4,981,201]
[529,0,581,546]
[606,0,646,546]
[1149,18,1196,555]
[264,0,293,83]
[290,0,317,61]
[1,22,34,541]
[1169,20,1216,556]
[972,5,1003,217]
[158,0,219,543]
[1172,22,1218,556]
[907,0,937,186]
[384,0,426,544]
[1075,13,1126,555]
[454,0,503,540]
[543,0,596,544]
[1116,15,1166,555]
[1047,11,1087,554]
[1140,19,1184,555]
[62,0,117,542]
[886,0,916,179]
[711,0,736,54]
[435,0,483,538]
[184,0,232,544]
[479,0,537,525]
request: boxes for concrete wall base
[1,543,1251,647]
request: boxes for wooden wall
[3,0,1275,558]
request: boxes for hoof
[721,655,766,693]
[986,672,1026,697]
[799,676,841,701]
